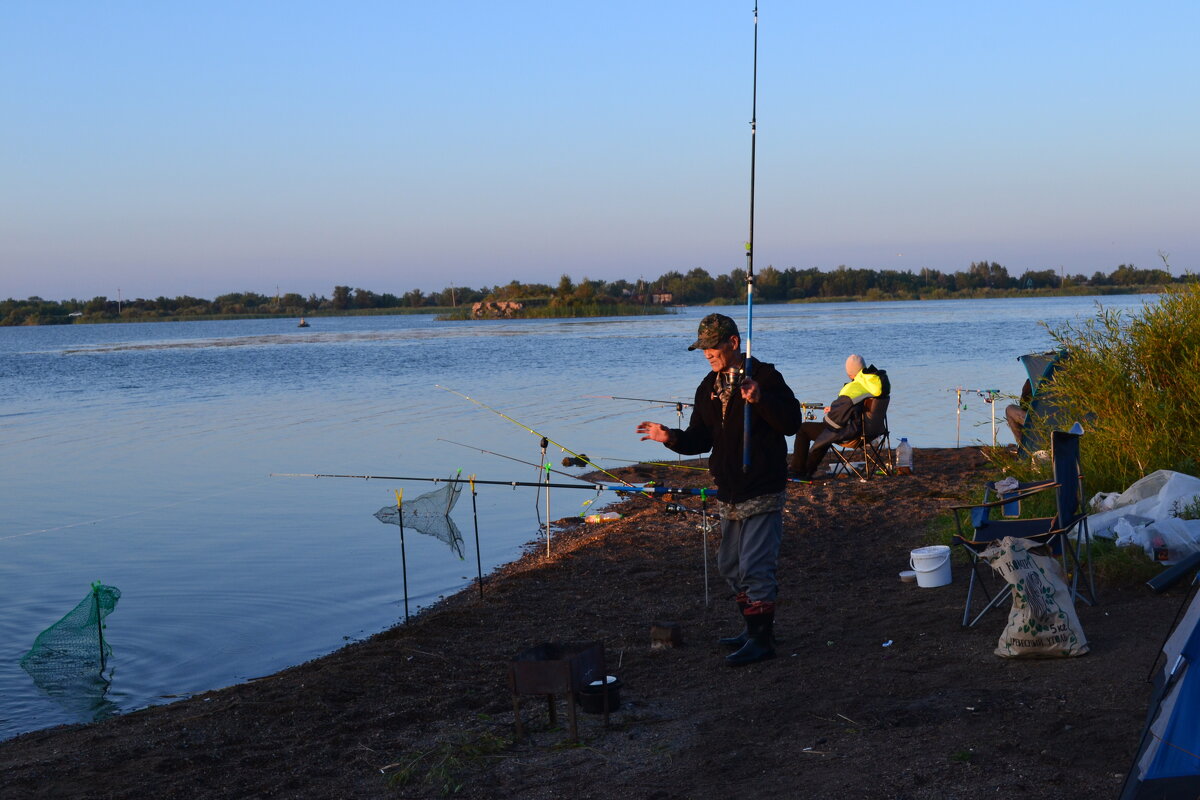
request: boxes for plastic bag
[1089,491,1121,513]
[1134,517,1200,565]
[1088,470,1200,539]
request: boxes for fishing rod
[539,436,551,556]
[271,472,713,496]
[585,395,691,460]
[438,438,589,482]
[439,384,624,543]
[394,489,409,623]
[434,384,725,581]
[584,394,693,408]
[442,439,711,513]
[946,386,1006,447]
[742,1,759,474]
[468,476,484,599]
[437,385,635,488]
[597,456,709,472]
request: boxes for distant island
[2,261,1190,326]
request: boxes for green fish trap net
[21,583,121,695]
[374,480,465,558]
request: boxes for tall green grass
[931,287,1200,588]
[1039,282,1200,493]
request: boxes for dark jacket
[666,357,801,504]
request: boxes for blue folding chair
[950,427,1097,627]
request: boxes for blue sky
[2,1,1196,301]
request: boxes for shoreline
[2,286,1167,326]
[0,448,1169,799]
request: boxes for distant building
[651,293,673,305]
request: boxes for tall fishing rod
[742,1,759,474]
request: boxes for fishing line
[0,477,274,543]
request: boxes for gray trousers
[717,510,783,603]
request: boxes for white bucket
[909,545,952,588]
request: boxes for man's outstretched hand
[637,421,670,443]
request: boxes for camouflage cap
[688,313,739,351]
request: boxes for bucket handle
[910,551,950,573]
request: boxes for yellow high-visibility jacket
[826,369,884,428]
[838,370,883,404]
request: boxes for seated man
[790,354,889,479]
[1005,379,1033,446]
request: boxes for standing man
[637,313,801,666]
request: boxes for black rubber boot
[726,609,776,667]
[718,599,750,649]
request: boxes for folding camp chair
[950,427,1097,627]
[828,395,894,481]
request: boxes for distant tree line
[1,261,1190,326]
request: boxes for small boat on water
[297,318,310,328]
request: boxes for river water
[0,294,1153,740]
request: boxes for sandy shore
[0,447,1173,799]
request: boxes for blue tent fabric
[1122,590,1200,798]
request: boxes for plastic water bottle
[896,438,913,475]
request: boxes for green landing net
[21,582,121,689]
[374,480,465,559]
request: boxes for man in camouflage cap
[687,312,740,352]
[637,313,801,666]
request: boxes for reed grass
[1040,282,1200,493]
[932,283,1200,588]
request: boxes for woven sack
[982,536,1089,658]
